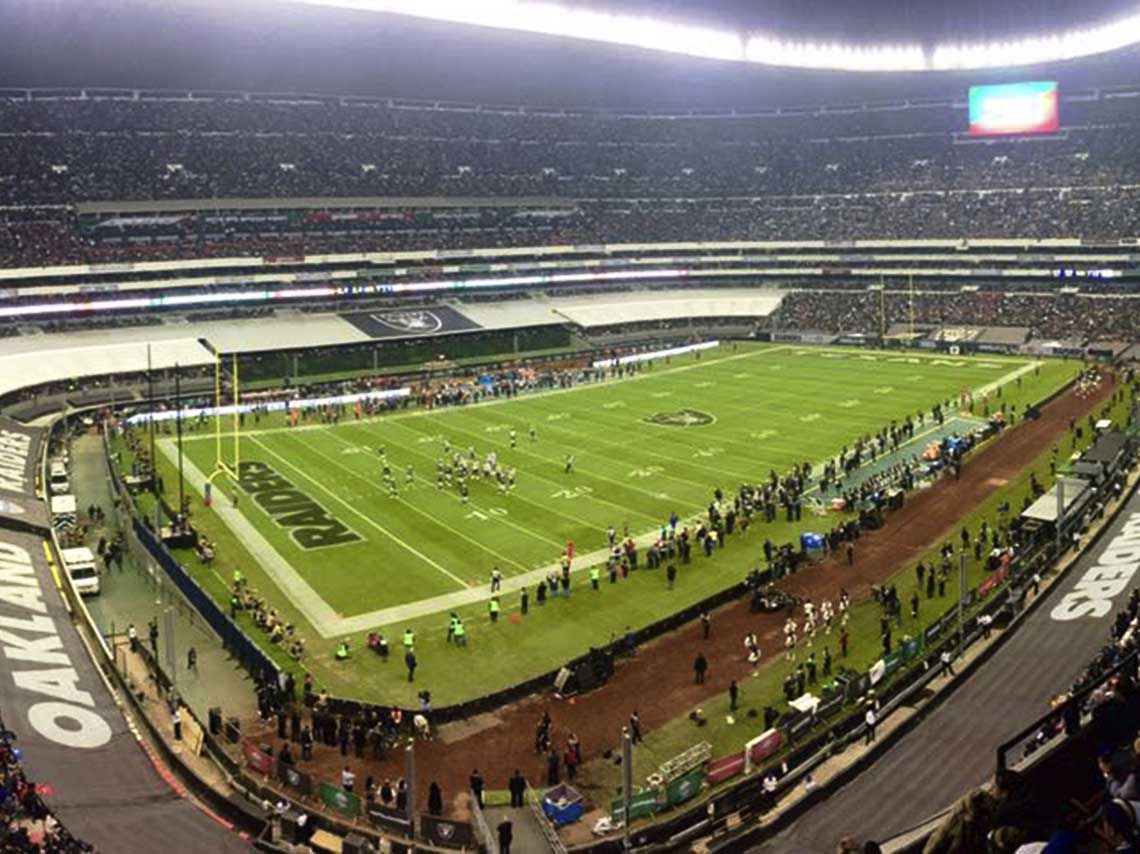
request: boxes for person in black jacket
[508,769,527,807]
[498,819,514,854]
[469,769,484,807]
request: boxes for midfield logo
[236,461,362,550]
[644,409,716,427]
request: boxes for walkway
[73,431,257,723]
[485,804,555,854]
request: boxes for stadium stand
[0,714,97,853]
[4,87,1140,269]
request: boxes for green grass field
[138,342,1077,705]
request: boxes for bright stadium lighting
[296,0,745,61]
[291,0,1140,72]
[932,11,1140,68]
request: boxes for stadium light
[297,0,745,61]
[291,0,1140,71]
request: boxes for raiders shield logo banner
[277,761,313,796]
[342,306,482,340]
[420,814,475,847]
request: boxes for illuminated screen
[968,81,1059,136]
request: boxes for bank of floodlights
[293,0,1140,71]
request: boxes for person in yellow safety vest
[335,641,349,661]
[489,597,501,623]
[403,628,415,650]
[454,618,466,646]
[590,566,600,590]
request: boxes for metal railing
[996,648,1140,772]
[469,789,498,854]
[526,786,567,854]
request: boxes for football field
[163,342,1070,655]
[168,342,1057,624]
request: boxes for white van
[60,546,100,596]
[48,461,70,495]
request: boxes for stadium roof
[6,0,1140,107]
[295,0,1140,71]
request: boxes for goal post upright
[205,341,241,489]
[231,351,241,475]
[213,342,223,472]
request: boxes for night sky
[1,0,1138,108]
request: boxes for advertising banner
[241,741,273,775]
[882,652,902,677]
[277,761,313,796]
[318,781,362,818]
[610,789,660,823]
[0,417,49,533]
[705,752,745,785]
[419,815,475,848]
[979,567,1008,598]
[747,729,783,765]
[901,636,923,661]
[665,767,704,807]
[368,804,412,835]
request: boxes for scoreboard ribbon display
[968,81,1059,136]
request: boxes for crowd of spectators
[2,95,1139,205]
[6,189,1140,269]
[0,720,97,853]
[773,288,1140,342]
[4,93,1140,268]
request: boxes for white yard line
[972,359,1044,398]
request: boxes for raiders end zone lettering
[0,427,32,495]
[1052,512,1140,621]
[237,461,361,549]
[0,540,112,749]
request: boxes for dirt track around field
[245,375,1116,814]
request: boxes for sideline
[177,343,789,442]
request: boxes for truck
[60,546,100,596]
